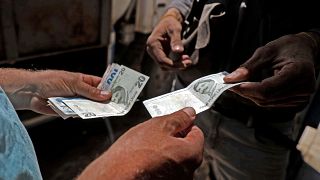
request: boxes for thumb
[76,83,112,101]
[224,46,273,83]
[162,107,196,135]
[168,24,184,54]
[224,67,249,83]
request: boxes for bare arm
[0,68,111,114]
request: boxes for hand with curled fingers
[1,69,111,115]
[146,8,192,71]
[224,32,320,110]
[78,107,204,180]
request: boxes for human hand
[146,8,192,70]
[224,32,319,109]
[78,107,204,180]
[10,70,111,115]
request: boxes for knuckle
[158,116,178,132]
[146,37,157,47]
[257,45,273,56]
[256,88,272,100]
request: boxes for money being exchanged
[48,63,149,119]
[143,72,243,118]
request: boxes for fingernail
[100,91,111,96]
[173,45,183,52]
[182,107,196,118]
[226,70,240,79]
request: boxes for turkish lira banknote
[143,72,243,117]
[48,63,149,119]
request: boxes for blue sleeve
[0,87,42,180]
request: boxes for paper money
[63,65,149,119]
[47,97,79,119]
[297,126,320,173]
[143,72,243,117]
[48,63,149,119]
[97,63,121,91]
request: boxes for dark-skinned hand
[224,32,319,110]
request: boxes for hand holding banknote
[28,70,111,115]
[48,63,149,119]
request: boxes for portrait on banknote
[193,79,217,96]
[111,85,128,105]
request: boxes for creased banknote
[143,72,243,117]
[48,63,149,119]
[97,63,121,91]
[47,97,79,119]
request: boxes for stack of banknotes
[297,125,320,173]
[143,72,243,117]
[48,63,149,119]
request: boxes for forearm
[77,150,153,180]
[77,150,190,180]
[0,68,39,109]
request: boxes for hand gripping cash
[48,63,149,119]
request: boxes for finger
[82,74,102,87]
[255,96,310,108]
[184,126,204,150]
[32,100,59,115]
[160,107,196,135]
[41,108,59,116]
[179,126,204,165]
[240,46,276,77]
[147,42,174,66]
[167,22,184,53]
[231,64,315,100]
[181,55,192,67]
[224,67,249,83]
[230,84,311,107]
[183,126,204,162]
[76,75,112,101]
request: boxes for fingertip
[224,67,249,82]
[172,45,184,53]
[185,126,204,145]
[182,107,196,120]
[191,126,204,138]
[99,90,112,100]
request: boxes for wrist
[78,149,154,180]
[0,68,39,109]
[161,8,184,23]
[297,32,320,58]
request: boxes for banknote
[60,65,149,119]
[48,102,75,119]
[143,72,243,117]
[47,97,79,119]
[97,63,121,91]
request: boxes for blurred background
[0,0,319,179]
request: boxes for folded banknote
[143,72,243,117]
